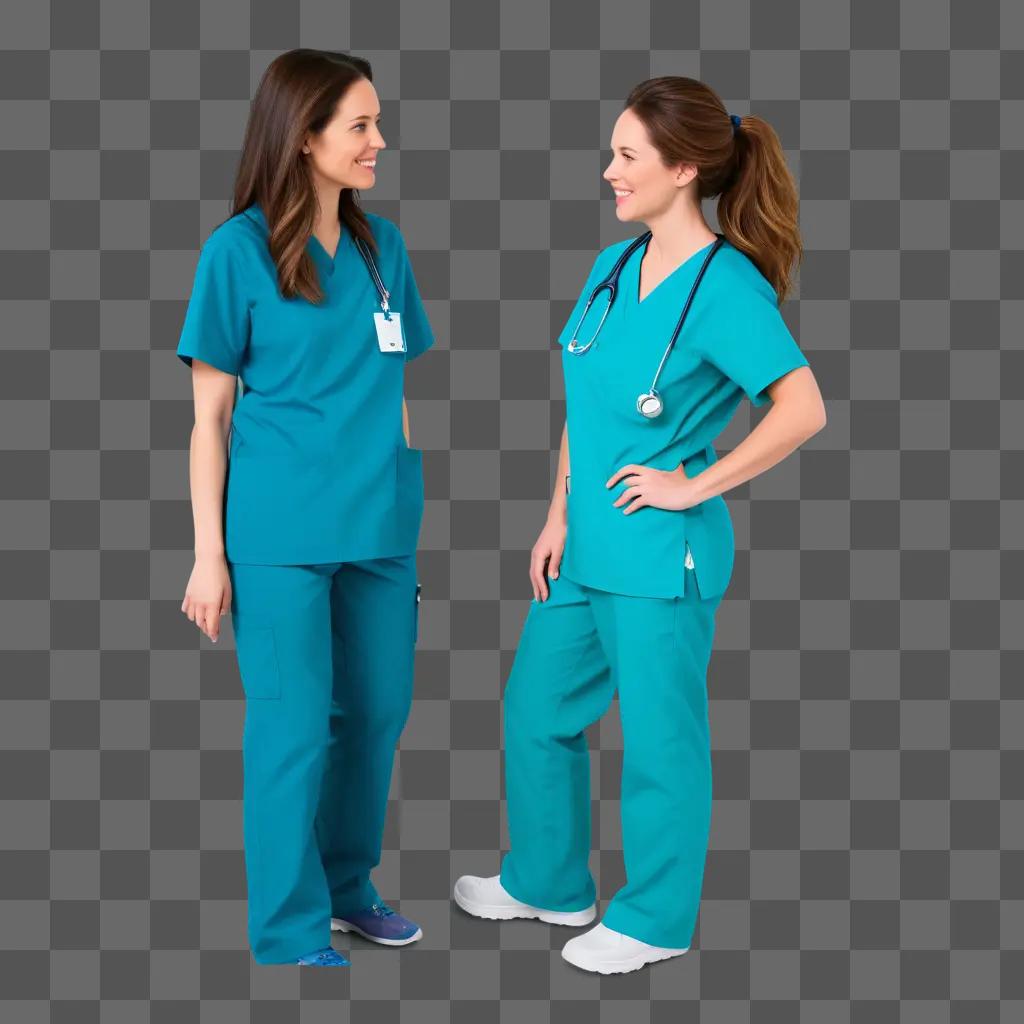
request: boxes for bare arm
[608,364,826,514]
[180,361,238,641]
[548,420,569,525]
[188,364,237,556]
[527,420,570,601]
[688,365,826,505]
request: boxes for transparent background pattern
[1,0,1021,1020]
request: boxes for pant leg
[592,563,721,949]
[499,572,615,912]
[314,554,419,917]
[228,560,338,964]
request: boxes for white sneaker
[453,874,596,926]
[561,922,690,974]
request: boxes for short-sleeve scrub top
[556,234,810,601]
[176,204,435,565]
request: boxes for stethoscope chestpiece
[636,390,664,418]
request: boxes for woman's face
[302,76,387,192]
[602,107,695,223]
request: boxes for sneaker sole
[561,944,689,974]
[453,882,596,927]
[330,917,423,946]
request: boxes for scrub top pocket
[394,443,426,553]
[234,622,282,700]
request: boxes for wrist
[686,468,713,505]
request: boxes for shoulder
[597,235,636,265]
[363,211,405,252]
[704,240,778,307]
[200,209,265,266]
[583,236,636,282]
[600,236,636,258]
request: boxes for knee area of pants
[503,701,570,748]
[343,699,411,738]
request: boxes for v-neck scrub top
[557,235,810,601]
[176,204,435,565]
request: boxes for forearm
[689,403,823,505]
[189,422,230,559]
[548,420,569,524]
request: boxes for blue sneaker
[331,901,423,946]
[295,945,350,966]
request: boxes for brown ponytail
[623,77,801,305]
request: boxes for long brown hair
[226,49,380,304]
[624,77,801,305]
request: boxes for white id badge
[374,311,406,353]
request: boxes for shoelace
[370,902,395,919]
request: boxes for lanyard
[353,236,392,319]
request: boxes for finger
[533,554,550,601]
[529,558,543,601]
[548,554,561,579]
[612,485,639,508]
[622,496,647,515]
[611,471,644,494]
[606,464,637,488]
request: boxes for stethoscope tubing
[567,232,727,417]
[353,235,392,315]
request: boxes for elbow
[804,408,827,439]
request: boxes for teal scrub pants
[499,562,721,950]
[227,554,419,964]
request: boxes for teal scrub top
[557,234,810,601]
[176,204,435,565]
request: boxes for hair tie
[730,113,742,135]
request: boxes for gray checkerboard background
[1,0,1021,1019]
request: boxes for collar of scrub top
[567,230,726,356]
[567,230,728,418]
[352,234,394,319]
[241,203,393,317]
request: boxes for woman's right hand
[529,514,567,602]
[181,554,232,643]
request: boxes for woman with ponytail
[455,77,827,975]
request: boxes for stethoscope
[352,235,393,318]
[567,231,727,418]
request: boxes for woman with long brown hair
[177,50,433,966]
[455,77,827,974]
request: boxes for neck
[312,181,343,236]
[642,199,715,264]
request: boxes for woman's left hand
[606,462,702,514]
